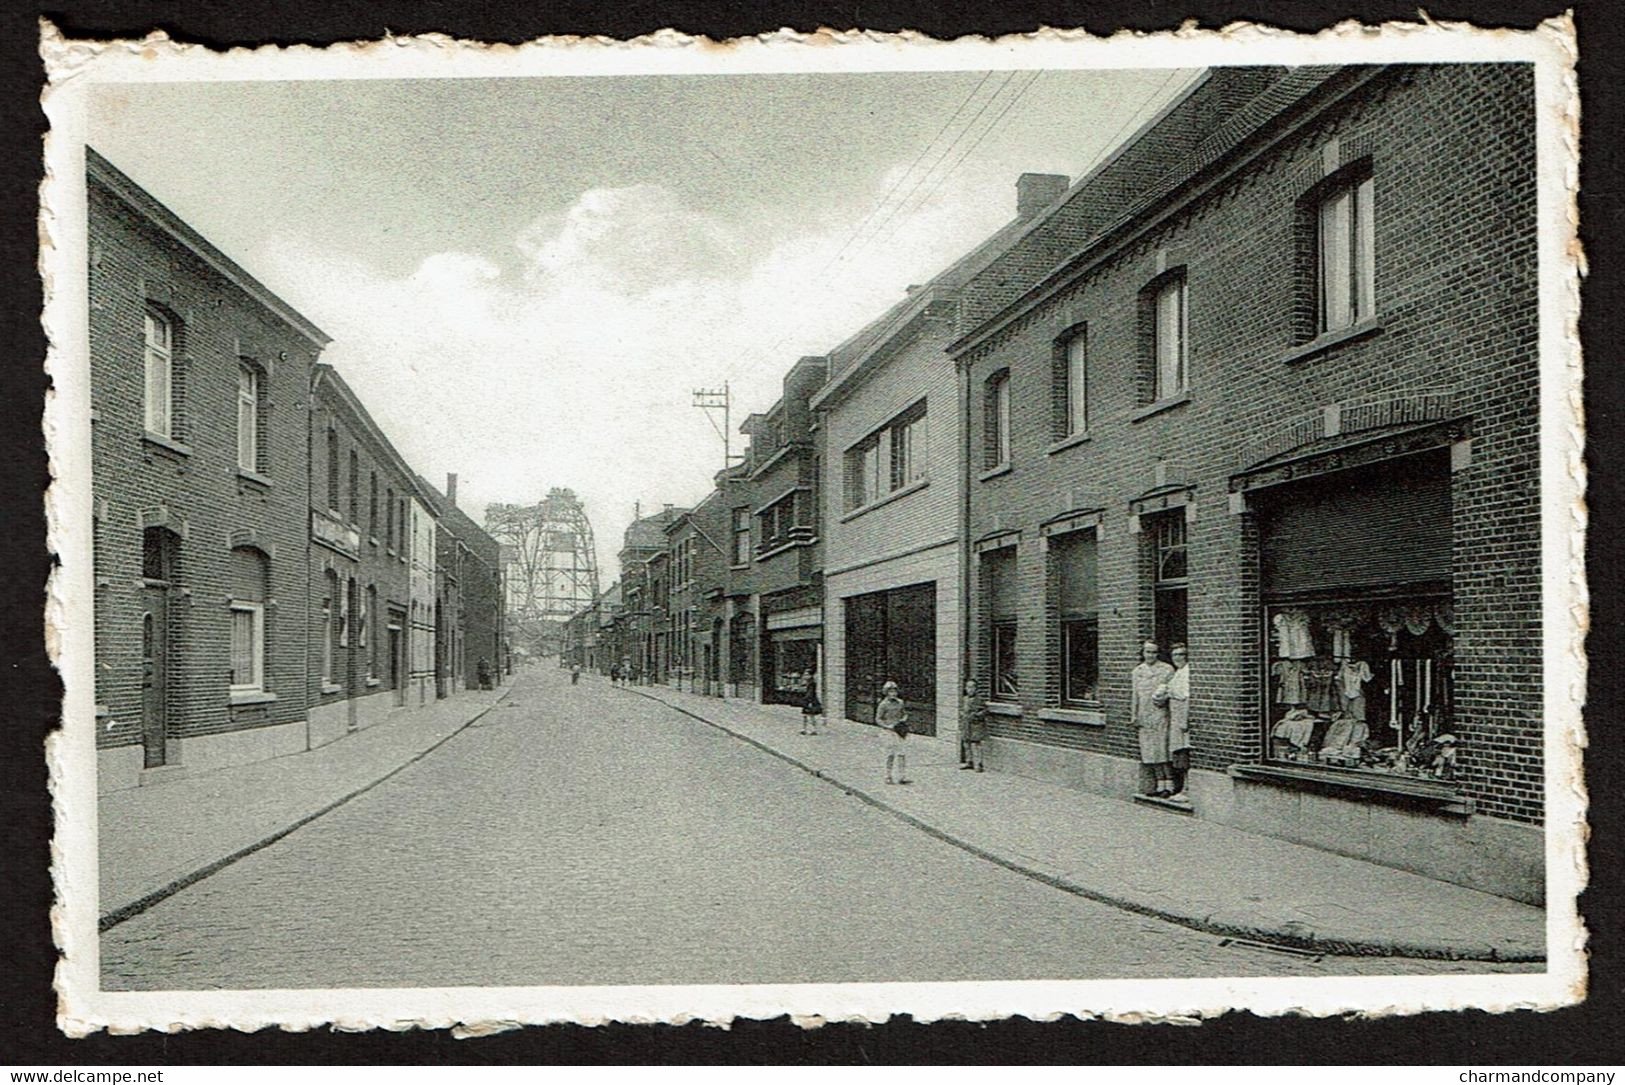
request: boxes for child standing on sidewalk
[960,678,987,772]
[800,675,823,735]
[877,680,910,784]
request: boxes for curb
[99,685,517,932]
[627,685,1543,964]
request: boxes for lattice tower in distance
[485,488,600,655]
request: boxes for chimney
[1017,172,1069,221]
[446,473,458,505]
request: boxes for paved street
[102,666,1533,991]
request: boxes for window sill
[142,431,192,457]
[1046,431,1092,456]
[236,467,273,488]
[369,536,379,548]
[978,463,1012,483]
[1130,392,1190,423]
[1039,705,1105,727]
[365,677,382,688]
[840,478,929,522]
[320,682,342,695]
[1228,762,1474,816]
[986,700,1023,717]
[1280,318,1384,366]
[229,690,277,706]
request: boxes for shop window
[1147,510,1188,652]
[1317,170,1376,332]
[236,362,263,472]
[143,307,176,437]
[983,371,1011,469]
[1053,325,1088,440]
[229,546,269,694]
[983,547,1018,697]
[1254,450,1456,782]
[1051,530,1099,704]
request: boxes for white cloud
[257,170,1016,580]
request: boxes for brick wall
[90,169,320,755]
[958,64,1542,823]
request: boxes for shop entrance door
[140,587,169,768]
[388,624,405,706]
[843,583,936,733]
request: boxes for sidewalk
[623,678,1546,962]
[99,681,514,926]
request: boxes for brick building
[615,506,684,682]
[814,174,1069,742]
[417,473,507,692]
[663,491,733,695]
[952,65,1541,901]
[89,150,330,791]
[306,365,426,746]
[733,359,828,706]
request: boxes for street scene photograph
[45,24,1585,1027]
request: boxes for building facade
[953,64,1541,901]
[736,358,828,706]
[307,365,422,747]
[89,149,329,792]
[814,173,1068,743]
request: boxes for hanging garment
[1273,609,1314,659]
[1331,628,1353,661]
[1338,659,1373,721]
[1271,659,1306,705]
[1434,601,1456,636]
[1304,657,1338,714]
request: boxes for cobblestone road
[102,667,1533,990]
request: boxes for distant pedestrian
[571,661,581,686]
[477,657,492,691]
[800,675,823,735]
[877,680,910,784]
[960,678,987,772]
[610,661,622,686]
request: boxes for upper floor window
[1054,327,1088,439]
[1152,276,1188,402]
[236,363,261,472]
[1318,172,1376,332]
[348,450,360,523]
[143,308,175,437]
[385,486,396,549]
[369,472,379,539]
[845,401,928,511]
[983,371,1011,471]
[731,508,751,566]
[326,428,341,512]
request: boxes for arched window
[229,546,270,693]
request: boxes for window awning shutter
[1256,450,1452,597]
[1054,532,1098,617]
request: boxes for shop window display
[1265,596,1457,782]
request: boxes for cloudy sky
[89,67,1198,579]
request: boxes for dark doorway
[140,527,177,768]
[843,582,937,734]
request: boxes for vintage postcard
[43,15,1584,1035]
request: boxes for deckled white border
[44,15,1585,1036]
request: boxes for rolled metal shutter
[1257,450,1451,597]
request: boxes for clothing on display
[1272,609,1314,659]
[1263,597,1457,781]
[1271,659,1306,705]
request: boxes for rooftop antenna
[692,382,744,471]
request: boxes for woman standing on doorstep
[877,680,911,784]
[1130,640,1176,797]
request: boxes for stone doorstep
[1132,793,1196,815]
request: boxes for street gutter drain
[1218,937,1324,961]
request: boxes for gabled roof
[87,148,331,348]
